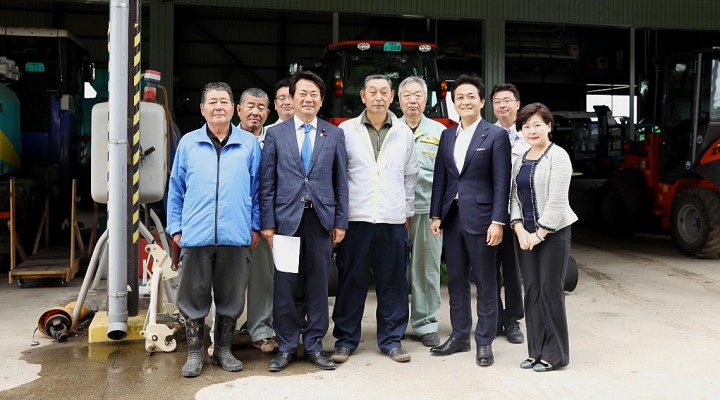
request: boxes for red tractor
[313,40,454,127]
[604,47,720,258]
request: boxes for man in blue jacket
[167,82,262,378]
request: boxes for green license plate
[383,42,402,52]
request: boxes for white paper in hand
[271,235,301,273]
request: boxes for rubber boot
[212,315,243,371]
[182,318,205,378]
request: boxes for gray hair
[363,74,393,90]
[239,87,269,106]
[398,76,428,97]
[201,82,234,104]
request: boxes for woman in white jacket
[509,103,577,372]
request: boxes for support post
[107,0,130,340]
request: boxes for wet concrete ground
[6,334,319,399]
[2,226,719,399]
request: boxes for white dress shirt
[294,115,317,152]
[495,120,528,166]
[454,116,482,173]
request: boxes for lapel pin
[321,128,327,136]
[481,134,487,138]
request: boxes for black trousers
[333,221,409,353]
[273,207,331,354]
[496,226,525,327]
[177,245,250,320]
[517,226,571,368]
[442,207,498,345]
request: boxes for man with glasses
[267,78,294,128]
[490,82,528,345]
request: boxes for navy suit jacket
[430,118,511,234]
[260,118,349,235]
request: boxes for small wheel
[564,256,579,292]
[17,279,26,288]
[60,278,68,287]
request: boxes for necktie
[301,123,312,174]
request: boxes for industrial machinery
[37,301,91,342]
[139,243,179,354]
[0,27,95,265]
[602,48,720,258]
[311,40,453,126]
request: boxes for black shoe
[430,336,471,356]
[476,344,494,367]
[386,346,411,362]
[533,360,553,372]
[304,351,336,370]
[238,321,249,336]
[331,347,352,363]
[505,321,525,344]
[269,352,297,372]
[420,332,441,347]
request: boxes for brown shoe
[386,346,411,362]
[252,337,279,354]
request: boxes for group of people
[166,69,577,378]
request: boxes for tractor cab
[659,47,720,188]
[314,41,452,127]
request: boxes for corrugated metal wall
[175,0,720,31]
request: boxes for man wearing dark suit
[259,71,349,372]
[429,75,511,367]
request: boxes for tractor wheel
[564,255,579,293]
[670,188,720,258]
[600,175,646,237]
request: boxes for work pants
[408,213,442,336]
[333,221,409,353]
[209,238,274,343]
[177,245,249,321]
[246,239,275,341]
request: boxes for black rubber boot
[212,315,243,372]
[182,318,205,377]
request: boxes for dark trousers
[177,245,249,320]
[332,221,409,353]
[273,207,331,354]
[496,226,525,328]
[443,207,498,345]
[517,226,571,368]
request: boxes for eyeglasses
[492,98,518,106]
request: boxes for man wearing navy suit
[429,75,511,367]
[260,71,349,372]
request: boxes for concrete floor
[1,226,719,400]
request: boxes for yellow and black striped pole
[126,0,141,316]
